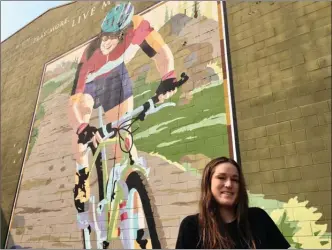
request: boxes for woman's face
[100,35,119,55]
[210,163,239,207]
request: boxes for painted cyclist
[67,1,179,245]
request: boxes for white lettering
[102,1,111,10]
[83,11,89,20]
[90,6,96,16]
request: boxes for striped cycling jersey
[75,15,165,94]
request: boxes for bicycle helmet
[101,2,134,33]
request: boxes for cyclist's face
[100,35,119,55]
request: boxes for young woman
[176,157,290,249]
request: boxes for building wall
[1,1,331,249]
[226,1,331,248]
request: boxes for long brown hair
[198,157,256,249]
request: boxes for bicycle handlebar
[84,72,189,148]
[100,72,188,133]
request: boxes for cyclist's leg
[104,96,143,161]
[70,94,94,226]
[104,97,132,160]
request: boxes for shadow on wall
[1,209,30,249]
[1,208,8,248]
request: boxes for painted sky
[1,1,72,42]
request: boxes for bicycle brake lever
[145,102,176,116]
[97,199,109,214]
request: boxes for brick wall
[226,0,331,238]
[1,1,331,249]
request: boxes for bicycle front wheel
[123,171,161,249]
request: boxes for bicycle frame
[84,106,151,248]
[78,72,189,249]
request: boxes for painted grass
[132,79,229,163]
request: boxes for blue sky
[1,1,72,42]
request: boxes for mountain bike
[76,73,189,249]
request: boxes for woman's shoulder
[249,206,269,214]
[181,214,198,224]
[180,213,199,226]
[248,207,273,222]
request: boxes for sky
[1,1,72,42]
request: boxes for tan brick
[240,106,264,120]
[232,36,255,50]
[253,114,277,127]
[280,54,305,70]
[288,179,319,193]
[306,124,331,139]
[254,29,275,42]
[305,191,331,205]
[256,135,280,149]
[304,59,321,71]
[279,129,307,144]
[238,118,256,130]
[317,112,332,125]
[242,126,267,140]
[273,168,301,182]
[303,2,331,15]
[301,163,330,180]
[323,205,332,220]
[318,177,331,191]
[312,150,331,164]
[262,183,289,195]
[305,40,331,61]
[311,15,332,30]
[291,115,319,130]
[236,99,253,110]
[240,139,256,151]
[273,86,299,101]
[247,59,268,74]
[276,107,302,122]
[271,68,293,83]
[266,50,291,64]
[317,55,332,69]
[324,76,332,89]
[264,100,287,114]
[309,66,332,82]
[286,95,315,109]
[285,154,313,168]
[242,161,260,174]
[270,143,297,158]
[295,138,326,154]
[245,171,275,185]
[260,157,285,171]
[245,148,271,161]
[250,93,274,106]
[313,89,332,103]
[266,121,292,135]
[247,184,263,194]
[292,64,309,77]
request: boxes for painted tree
[192,1,200,18]
[164,6,169,23]
[183,1,188,15]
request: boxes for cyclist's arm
[68,49,90,132]
[132,15,175,80]
[68,93,85,132]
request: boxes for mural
[5,1,331,249]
